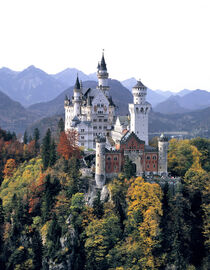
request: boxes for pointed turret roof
[133,80,146,88]
[98,51,107,71]
[74,75,80,89]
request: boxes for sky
[0,0,210,92]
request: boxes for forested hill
[0,90,39,134]
[0,126,209,269]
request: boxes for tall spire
[74,74,80,89]
[98,49,107,71]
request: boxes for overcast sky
[0,0,210,92]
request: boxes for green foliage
[41,128,51,170]
[23,130,28,145]
[92,191,104,219]
[122,156,136,179]
[85,212,122,270]
[58,118,64,134]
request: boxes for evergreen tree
[41,175,54,222]
[28,135,33,143]
[33,128,40,152]
[92,191,104,219]
[46,213,62,259]
[31,229,43,270]
[58,118,64,134]
[123,156,136,179]
[23,130,28,144]
[41,129,51,170]
[49,139,57,167]
[0,198,5,269]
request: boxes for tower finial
[74,74,80,89]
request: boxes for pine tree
[31,229,43,270]
[0,198,5,269]
[58,118,64,134]
[41,129,51,170]
[23,130,28,144]
[33,128,40,152]
[92,191,104,219]
[49,139,57,167]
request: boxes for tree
[3,158,16,178]
[126,177,163,269]
[33,128,40,153]
[31,229,43,270]
[23,131,28,145]
[58,118,64,134]
[49,139,57,167]
[41,129,51,170]
[122,156,136,179]
[57,130,80,160]
[92,191,104,219]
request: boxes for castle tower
[73,75,82,117]
[128,80,151,144]
[158,133,169,176]
[97,51,110,97]
[95,136,106,188]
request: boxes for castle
[64,52,168,187]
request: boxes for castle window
[114,156,118,160]
[146,156,150,160]
[107,156,111,160]
[153,164,156,168]
[93,126,97,130]
[147,164,150,168]
[153,156,157,160]
[81,136,84,139]
[81,129,85,132]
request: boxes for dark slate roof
[74,76,80,89]
[133,80,146,88]
[120,131,145,145]
[145,145,158,152]
[98,52,107,71]
[100,54,107,70]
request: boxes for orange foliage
[28,173,45,214]
[3,158,16,177]
[57,130,81,160]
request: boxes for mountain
[177,89,192,96]
[28,79,133,117]
[154,95,191,114]
[178,90,210,110]
[121,77,137,91]
[154,89,210,114]
[52,68,97,87]
[155,89,174,98]
[0,66,67,106]
[0,89,39,134]
[149,106,210,137]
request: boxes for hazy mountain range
[0,65,210,136]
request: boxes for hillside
[149,107,210,137]
[53,68,97,86]
[154,90,210,114]
[154,95,191,114]
[0,89,39,134]
[0,66,67,106]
